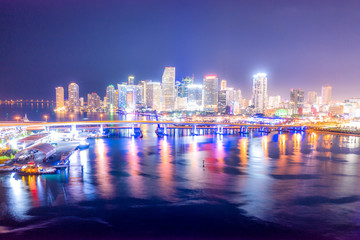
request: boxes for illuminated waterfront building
[322,85,332,105]
[290,88,304,114]
[68,82,80,111]
[106,85,115,108]
[146,82,161,111]
[118,84,127,109]
[161,67,176,111]
[268,95,281,108]
[307,91,317,105]
[203,75,219,112]
[178,76,194,98]
[114,90,119,108]
[55,86,64,109]
[252,73,268,113]
[87,92,101,110]
[218,90,227,113]
[187,84,203,111]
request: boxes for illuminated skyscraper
[187,84,203,111]
[203,75,219,112]
[290,88,304,114]
[106,85,115,108]
[117,84,127,109]
[87,92,101,110]
[68,82,79,111]
[307,91,317,105]
[322,85,332,105]
[146,82,161,111]
[252,73,267,113]
[55,86,64,109]
[220,79,227,90]
[162,67,176,111]
[178,76,194,98]
[128,75,135,85]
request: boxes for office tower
[252,73,268,114]
[203,75,219,112]
[87,92,101,110]
[128,75,135,85]
[307,91,317,105]
[187,84,203,111]
[218,90,227,113]
[55,86,64,109]
[322,85,332,105]
[220,79,227,90]
[146,82,161,111]
[268,95,281,108]
[139,80,149,106]
[117,84,128,109]
[68,82,80,111]
[290,88,305,114]
[114,90,119,108]
[79,97,84,107]
[178,76,194,98]
[126,87,136,110]
[235,89,242,102]
[162,67,176,111]
[106,85,115,108]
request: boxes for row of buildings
[55,67,359,117]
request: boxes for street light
[70,114,74,122]
[100,113,103,121]
[15,116,20,123]
[44,115,48,123]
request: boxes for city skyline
[1,0,360,100]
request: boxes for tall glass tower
[252,73,268,114]
[68,82,79,111]
[161,67,176,111]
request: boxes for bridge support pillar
[164,124,167,135]
[216,125,224,135]
[191,125,199,136]
[100,124,104,134]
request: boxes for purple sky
[0,0,359,100]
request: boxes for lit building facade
[307,91,317,105]
[146,82,161,111]
[128,75,135,85]
[203,75,219,112]
[252,73,267,114]
[68,82,80,111]
[322,85,332,105]
[187,84,203,111]
[161,67,176,111]
[55,86,64,109]
[106,85,115,108]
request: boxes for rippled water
[1,130,360,239]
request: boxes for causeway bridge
[0,120,309,136]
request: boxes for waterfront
[0,130,359,239]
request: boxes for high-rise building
[162,67,176,111]
[106,85,115,108]
[307,91,317,105]
[87,92,101,110]
[322,85,332,105]
[220,79,227,90]
[218,90,227,113]
[290,88,305,114]
[68,82,80,111]
[128,75,135,85]
[252,73,268,114]
[187,84,203,111]
[114,90,119,108]
[178,76,194,98]
[146,82,161,111]
[55,86,64,109]
[268,95,281,108]
[118,84,127,109]
[203,75,219,112]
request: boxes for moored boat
[17,162,57,175]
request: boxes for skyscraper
[55,86,64,109]
[307,91,317,105]
[87,92,101,110]
[146,82,161,111]
[203,75,219,112]
[290,88,304,114]
[178,76,194,98]
[117,84,128,109]
[106,85,115,108]
[187,84,203,111]
[322,85,332,105]
[162,67,176,111]
[68,82,79,111]
[128,75,135,85]
[252,73,267,114]
[220,79,227,90]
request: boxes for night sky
[0,0,359,100]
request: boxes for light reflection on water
[0,132,360,238]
